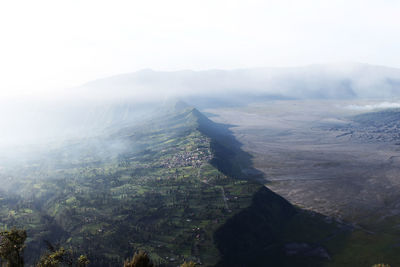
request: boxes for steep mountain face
[0,103,345,266]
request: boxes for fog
[2,63,400,146]
[78,63,400,101]
[2,0,400,96]
[346,102,400,111]
[1,1,400,163]
[1,2,400,263]
[1,62,400,172]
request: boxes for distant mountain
[77,63,400,106]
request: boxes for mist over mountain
[2,62,400,152]
[3,0,400,265]
[79,63,400,102]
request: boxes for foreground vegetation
[0,229,195,267]
[0,228,392,267]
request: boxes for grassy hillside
[0,104,348,266]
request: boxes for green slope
[0,104,349,266]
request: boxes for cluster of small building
[161,146,212,169]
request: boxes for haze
[2,1,400,266]
[1,0,400,97]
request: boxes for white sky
[0,0,400,96]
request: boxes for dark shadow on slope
[190,107,350,267]
[191,108,265,181]
[214,186,296,267]
[212,186,348,267]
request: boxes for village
[160,137,212,169]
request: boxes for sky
[0,0,400,96]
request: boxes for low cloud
[346,102,400,111]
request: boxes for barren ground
[206,100,400,225]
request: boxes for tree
[36,247,70,267]
[36,243,89,267]
[77,255,90,267]
[181,261,196,267]
[0,228,27,267]
[123,251,154,267]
